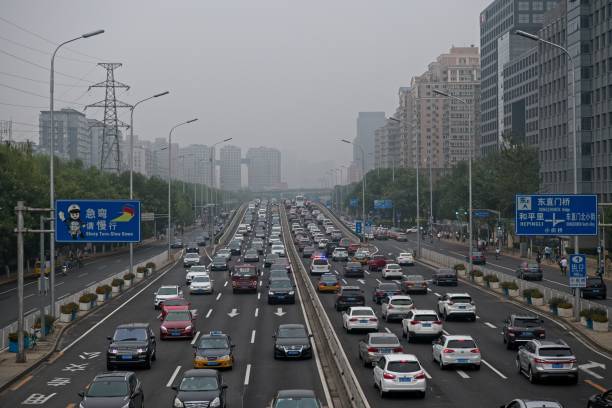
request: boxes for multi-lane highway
[1,201,328,408]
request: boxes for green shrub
[483,274,499,282]
[523,288,543,298]
[60,302,78,314]
[78,293,96,303]
[558,301,573,309]
[453,263,466,271]
[95,285,111,295]
[470,269,484,277]
[500,281,518,290]
[137,266,146,273]
[111,278,124,287]
[581,307,608,321]
[591,313,609,323]
[123,272,135,280]
[34,314,55,328]
[548,296,564,307]
[145,262,156,269]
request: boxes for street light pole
[208,138,232,243]
[129,91,168,275]
[49,29,104,318]
[167,118,198,260]
[341,140,366,242]
[516,29,580,320]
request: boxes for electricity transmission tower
[86,63,132,172]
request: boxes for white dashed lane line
[205,309,213,318]
[250,330,256,344]
[254,308,259,317]
[484,322,497,329]
[191,331,200,345]
[224,281,228,287]
[482,359,508,379]
[166,365,182,387]
[244,364,252,385]
[456,370,470,379]
[216,293,222,301]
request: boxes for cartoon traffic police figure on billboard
[58,203,86,240]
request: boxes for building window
[518,1,530,11]
[533,13,544,23]
[518,13,530,23]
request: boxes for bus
[295,195,305,208]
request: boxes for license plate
[399,377,412,383]
[422,323,431,327]
[521,332,532,337]
[359,320,368,323]
[379,348,392,353]
[458,306,466,309]
[457,359,468,363]
[346,297,356,301]
[287,351,300,356]
[552,363,563,368]
[171,332,180,336]
[592,290,599,293]
[207,361,219,366]
[121,355,132,360]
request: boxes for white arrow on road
[579,361,606,379]
[227,308,240,318]
[274,308,286,317]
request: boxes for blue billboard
[569,254,587,288]
[515,194,597,236]
[374,199,393,209]
[56,199,141,243]
[355,220,362,234]
[349,198,359,208]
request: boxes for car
[171,369,227,408]
[396,252,414,266]
[516,339,578,384]
[78,372,144,408]
[437,293,476,321]
[381,295,414,321]
[499,400,564,408]
[587,389,612,408]
[331,231,343,242]
[196,236,207,246]
[160,298,191,320]
[190,275,213,294]
[272,258,292,273]
[406,226,418,233]
[339,238,351,248]
[160,310,196,340]
[210,256,229,271]
[381,263,403,279]
[255,229,266,239]
[335,286,365,311]
[106,323,156,370]
[154,285,182,309]
[432,334,481,370]
[271,244,286,257]
[264,253,280,267]
[395,233,408,242]
[466,251,486,265]
[310,257,331,275]
[373,354,427,398]
[185,265,209,285]
[183,252,201,268]
[185,243,199,254]
[332,247,349,261]
[372,282,401,304]
[502,314,546,349]
[347,243,361,255]
[231,264,259,293]
[401,309,443,341]
[251,242,265,255]
[302,246,315,258]
[344,261,364,278]
[400,274,428,294]
[171,240,184,249]
[578,276,607,300]
[270,389,324,408]
[267,277,296,304]
[193,331,235,369]
[273,324,313,359]
[243,249,260,263]
[352,252,369,265]
[342,306,378,333]
[516,262,543,280]
[325,241,337,256]
[367,255,387,271]
[269,237,283,246]
[228,240,242,255]
[432,268,458,286]
[318,273,340,292]
[216,248,232,261]
[317,239,329,249]
[358,332,403,366]
[268,269,290,284]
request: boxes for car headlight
[275,344,283,350]
[211,397,221,407]
[109,347,118,354]
[160,326,168,333]
[121,403,131,408]
[137,347,147,353]
[195,355,205,361]
[269,291,275,295]
[185,325,192,331]
[219,354,231,360]
[289,291,295,295]
[79,403,85,408]
[173,397,184,408]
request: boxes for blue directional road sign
[569,254,587,288]
[56,199,141,243]
[355,220,362,234]
[515,194,598,236]
[374,200,393,209]
[350,198,359,208]
[473,210,491,218]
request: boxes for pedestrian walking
[544,246,551,263]
[559,256,568,276]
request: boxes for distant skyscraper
[39,108,92,166]
[355,112,386,171]
[220,145,242,191]
[246,147,281,191]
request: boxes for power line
[0,82,86,106]
[0,48,92,82]
[0,34,92,64]
[0,71,84,87]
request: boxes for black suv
[273,324,313,359]
[78,372,144,408]
[432,268,458,286]
[502,314,545,349]
[172,369,227,408]
[334,286,365,311]
[107,323,156,370]
[185,243,199,254]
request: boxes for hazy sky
[2,0,490,187]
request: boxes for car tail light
[534,358,548,364]
[410,320,420,325]
[414,371,426,380]
[442,348,454,353]
[393,347,403,352]
[470,301,475,305]
[447,301,454,305]
[367,347,379,352]
[470,348,480,354]
[383,372,396,380]
[567,359,577,364]
[433,320,442,325]
[369,318,378,322]
[349,318,358,322]
[388,305,394,309]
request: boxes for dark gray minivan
[432,268,458,286]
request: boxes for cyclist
[559,256,568,276]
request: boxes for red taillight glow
[470,348,480,354]
[349,318,358,322]
[443,348,454,353]
[367,347,378,352]
[433,320,442,325]
[388,305,394,309]
[369,318,378,322]
[410,320,420,324]
[383,372,396,379]
[534,358,548,364]
[414,371,426,380]
[393,347,403,352]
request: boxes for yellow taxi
[193,331,234,369]
[317,273,340,293]
[352,251,369,266]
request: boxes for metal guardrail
[281,206,370,408]
[314,205,361,244]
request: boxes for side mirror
[222,384,229,389]
[78,391,85,398]
[171,385,178,391]
[107,336,113,341]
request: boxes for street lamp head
[388,117,400,123]
[432,89,450,97]
[154,91,170,98]
[187,118,198,124]
[223,137,233,142]
[341,139,351,144]
[515,30,539,41]
[82,29,105,38]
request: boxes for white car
[381,295,414,321]
[271,244,286,257]
[233,234,245,242]
[396,252,414,266]
[310,257,330,275]
[216,248,232,260]
[382,264,403,279]
[332,248,349,261]
[406,227,418,233]
[189,275,213,294]
[185,265,209,285]
[154,285,182,309]
[183,252,201,268]
[318,239,329,249]
[268,237,282,246]
[342,306,378,333]
[432,334,481,370]
[437,293,476,321]
[373,354,427,398]
[401,309,443,341]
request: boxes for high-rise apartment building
[179,145,211,187]
[219,145,242,191]
[39,108,92,166]
[374,117,401,169]
[480,0,560,156]
[397,87,414,168]
[354,112,386,171]
[246,147,281,191]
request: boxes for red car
[160,310,195,339]
[160,298,191,320]
[347,243,361,255]
[367,255,387,271]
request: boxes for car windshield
[379,284,399,291]
[179,376,219,391]
[157,287,178,296]
[278,327,307,338]
[346,263,361,268]
[370,336,399,345]
[414,314,438,321]
[387,361,420,373]
[198,337,228,349]
[351,309,374,316]
[539,347,573,357]
[270,271,287,278]
[387,264,401,269]
[113,327,147,341]
[400,253,412,257]
[164,311,191,321]
[270,280,292,290]
[513,318,541,327]
[342,289,362,296]
[390,298,413,306]
[321,276,337,283]
[404,275,423,282]
[86,380,128,397]
[234,268,255,276]
[274,397,321,408]
[163,299,187,307]
[192,276,210,283]
[450,297,472,303]
[527,263,540,270]
[313,259,328,266]
[190,266,207,272]
[447,339,477,348]
[213,257,225,263]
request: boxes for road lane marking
[254,308,259,317]
[484,322,497,329]
[342,279,348,285]
[77,273,87,278]
[384,327,392,333]
[250,330,256,344]
[375,278,381,284]
[476,315,481,319]
[442,329,450,335]
[10,374,32,390]
[422,369,432,379]
[166,365,182,387]
[487,262,513,271]
[364,270,370,275]
[85,281,95,288]
[206,309,213,318]
[24,293,34,299]
[191,331,200,345]
[357,279,365,285]
[244,364,252,385]
[58,293,70,300]
[434,292,441,297]
[224,281,228,287]
[257,292,261,300]
[543,278,569,287]
[427,288,432,292]
[55,281,64,287]
[456,370,470,379]
[216,293,222,301]
[481,359,507,379]
[25,307,38,315]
